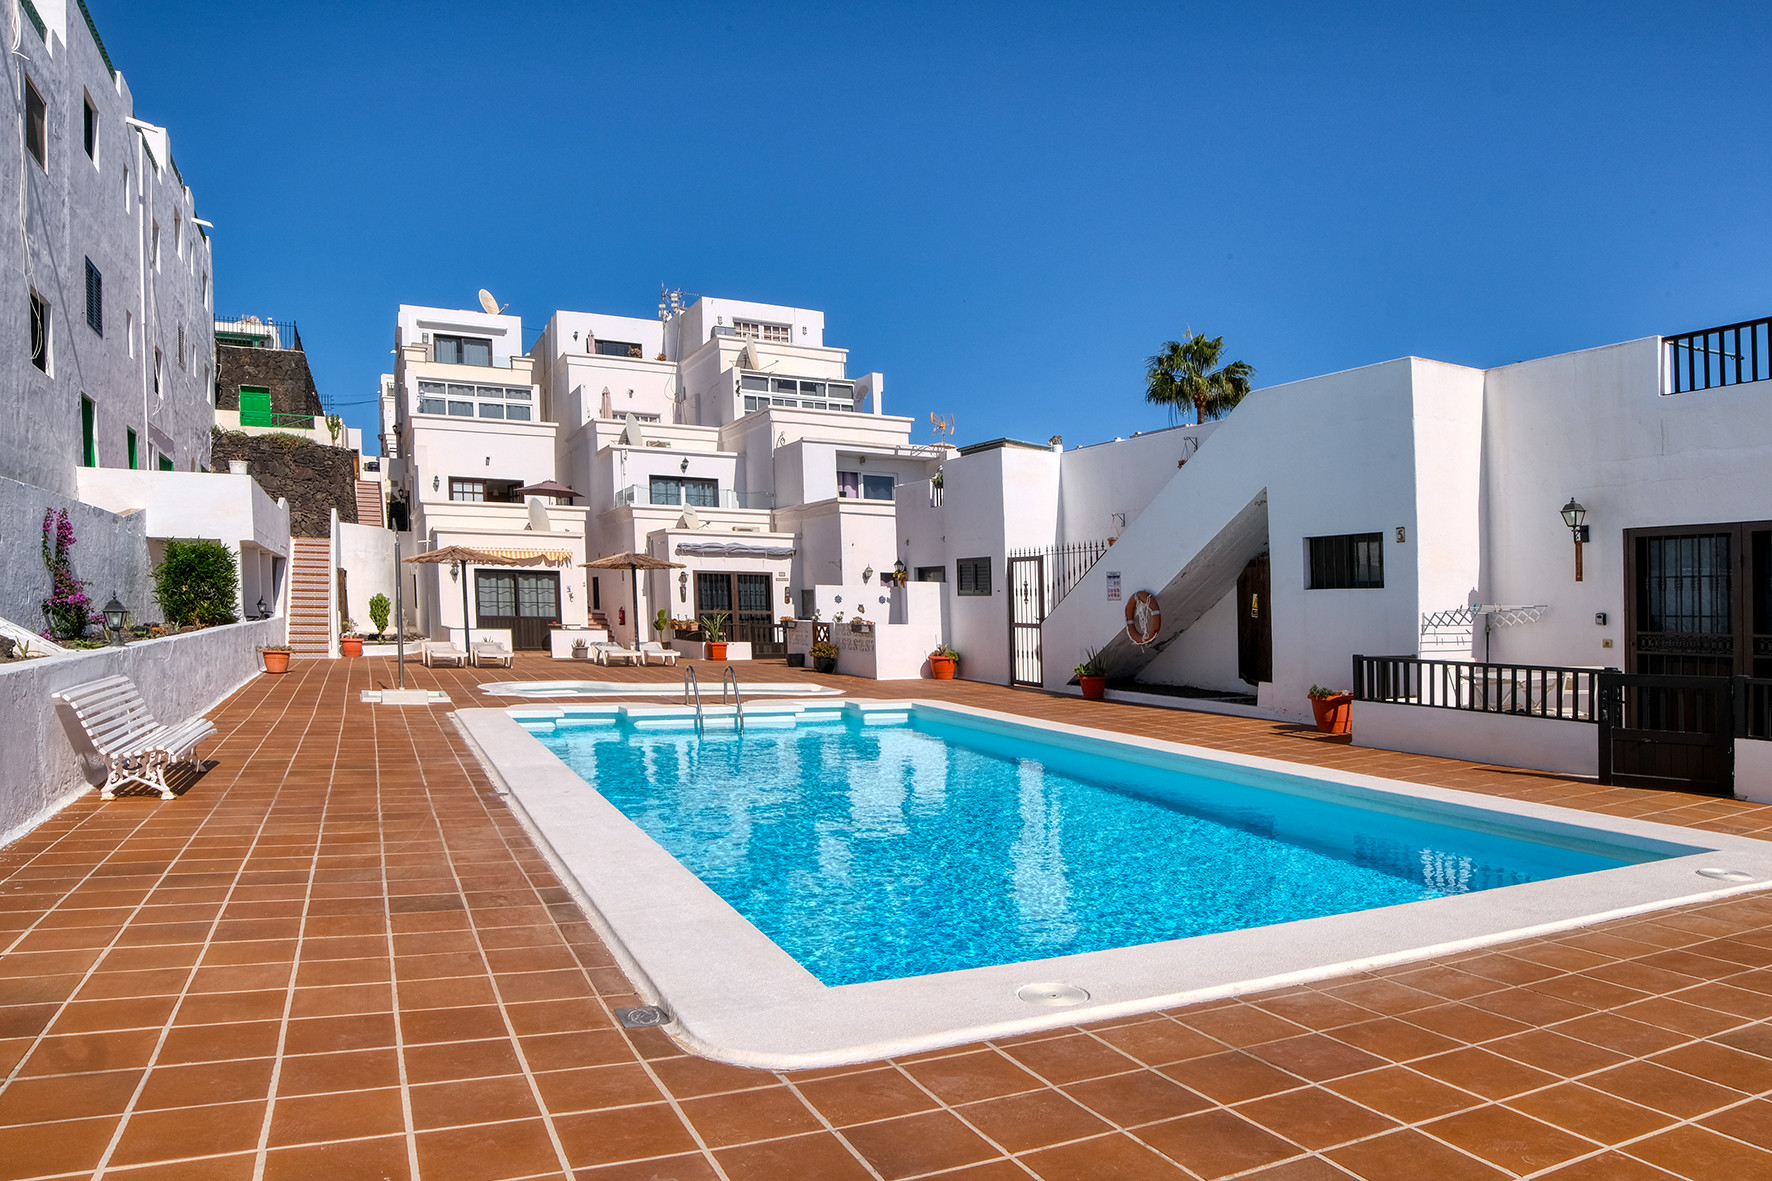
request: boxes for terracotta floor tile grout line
[371,674,426,1181]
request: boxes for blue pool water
[527,711,1663,986]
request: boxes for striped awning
[472,548,574,567]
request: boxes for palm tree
[1144,332,1255,425]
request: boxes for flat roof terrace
[2,657,1772,1179]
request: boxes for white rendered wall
[337,522,396,634]
[1737,739,1772,805]
[1353,702,1597,778]
[1056,423,1222,544]
[1136,585,1247,693]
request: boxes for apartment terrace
[2,660,1772,1179]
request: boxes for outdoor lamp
[678,570,688,602]
[1561,497,1589,582]
[450,560,460,583]
[893,558,907,580]
[432,475,439,491]
[862,564,874,584]
[103,595,127,646]
[256,596,268,619]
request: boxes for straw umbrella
[512,480,581,501]
[582,552,684,645]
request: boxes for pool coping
[453,700,1772,1069]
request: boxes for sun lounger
[593,642,642,666]
[52,675,216,799]
[422,640,467,667]
[638,642,679,666]
[471,640,514,668]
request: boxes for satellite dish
[740,343,762,370]
[478,288,507,315]
[680,508,704,531]
[526,497,551,532]
[621,412,645,447]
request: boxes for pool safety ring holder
[1125,590,1161,645]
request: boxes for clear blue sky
[97,1,1772,454]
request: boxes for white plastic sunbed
[638,642,679,666]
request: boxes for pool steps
[507,699,904,734]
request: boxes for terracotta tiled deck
[4,655,1772,1180]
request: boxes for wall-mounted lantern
[678,570,688,602]
[256,597,268,620]
[432,475,440,492]
[103,595,127,646]
[450,560,460,584]
[1560,497,1589,582]
[862,564,875,584]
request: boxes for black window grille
[83,95,97,159]
[957,557,992,596]
[1308,532,1384,589]
[84,259,103,335]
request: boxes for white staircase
[287,537,334,656]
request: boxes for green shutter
[127,428,137,469]
[238,386,272,426]
[158,454,174,471]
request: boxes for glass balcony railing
[613,484,773,510]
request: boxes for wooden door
[476,570,561,650]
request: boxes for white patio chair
[593,641,642,666]
[471,640,514,668]
[638,642,679,666]
[422,640,467,668]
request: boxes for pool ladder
[682,666,744,735]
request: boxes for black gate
[1008,554,1044,687]
[1598,672,1734,795]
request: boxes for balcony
[613,483,774,510]
[1666,315,1772,393]
[215,316,300,351]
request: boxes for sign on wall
[1106,572,1122,601]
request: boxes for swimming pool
[458,701,1772,1066]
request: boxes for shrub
[40,509,92,639]
[153,540,240,627]
[368,593,391,634]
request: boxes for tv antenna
[929,412,956,442]
[478,289,507,315]
[658,286,688,321]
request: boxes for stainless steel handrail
[721,666,745,734]
[682,666,704,735]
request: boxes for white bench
[52,675,216,800]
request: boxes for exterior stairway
[354,481,384,528]
[287,537,334,656]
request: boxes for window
[594,339,642,357]
[83,93,98,162]
[478,384,532,421]
[122,164,130,210]
[862,474,895,501]
[25,77,46,169]
[1307,532,1384,589]
[734,320,791,343]
[649,476,718,507]
[177,324,185,369]
[449,478,521,503]
[125,309,133,356]
[838,470,859,498]
[158,454,174,471]
[150,221,159,269]
[173,211,182,258]
[80,396,96,467]
[127,428,138,470]
[84,259,103,334]
[956,558,992,596]
[450,479,486,502]
[915,566,947,583]
[199,271,209,309]
[29,292,49,373]
[433,335,492,366]
[153,348,163,396]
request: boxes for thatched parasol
[512,480,581,500]
[582,552,685,644]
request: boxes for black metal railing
[1739,677,1772,740]
[1008,539,1113,615]
[1353,655,1604,722]
[215,316,302,352]
[1666,316,1771,394]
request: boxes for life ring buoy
[1125,591,1161,645]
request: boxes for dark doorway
[1237,553,1272,686]
[1626,521,1772,678]
[696,572,783,656]
[1008,554,1044,687]
[476,570,561,650]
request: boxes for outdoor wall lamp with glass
[103,595,127,646]
[256,597,268,620]
[1561,497,1589,582]
[678,570,688,602]
[450,560,460,583]
[862,564,874,584]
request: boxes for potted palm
[1309,685,1353,734]
[260,644,293,674]
[701,611,730,661]
[1075,648,1108,700]
[929,645,959,680]
[811,639,838,674]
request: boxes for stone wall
[210,431,358,536]
[0,477,153,635]
[215,343,325,417]
[0,617,284,844]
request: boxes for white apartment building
[386,294,942,650]
[2,0,215,491]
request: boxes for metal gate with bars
[1009,555,1045,686]
[1598,672,1735,795]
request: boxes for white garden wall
[1352,701,1597,777]
[1736,739,1772,805]
[0,617,284,846]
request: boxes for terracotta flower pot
[1079,675,1107,700]
[262,650,291,674]
[340,637,363,657]
[706,642,728,661]
[930,656,957,680]
[1311,693,1353,735]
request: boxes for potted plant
[811,639,838,674]
[654,609,670,644]
[1075,648,1108,700]
[701,611,730,661]
[851,604,870,632]
[572,637,588,659]
[340,619,364,658]
[260,644,293,674]
[1309,685,1353,734]
[929,645,959,680]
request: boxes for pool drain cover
[615,1006,672,1028]
[1017,982,1090,1007]
[1697,867,1757,883]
